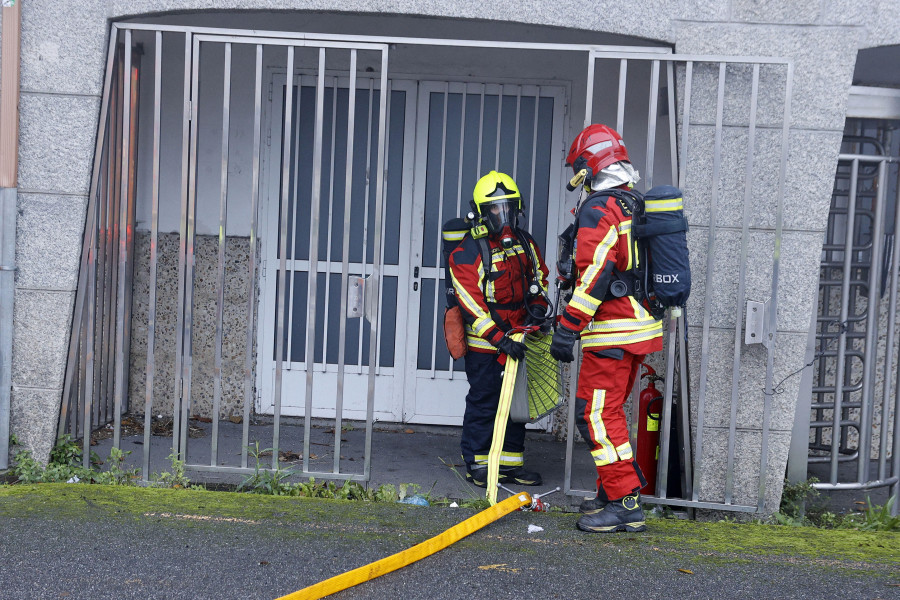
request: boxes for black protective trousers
[460,351,527,468]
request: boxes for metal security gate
[791,91,900,513]
[561,51,794,514]
[61,22,798,512]
[62,24,390,481]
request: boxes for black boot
[465,465,543,487]
[578,485,610,514]
[465,465,488,488]
[576,494,646,533]
[499,466,542,486]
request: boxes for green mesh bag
[509,332,564,423]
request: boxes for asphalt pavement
[0,484,898,600]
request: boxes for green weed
[151,453,191,489]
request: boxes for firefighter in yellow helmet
[446,171,550,487]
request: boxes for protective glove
[496,335,527,361]
[549,326,578,363]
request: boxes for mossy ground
[1,484,897,570]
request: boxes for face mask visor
[484,199,518,236]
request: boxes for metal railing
[799,129,900,511]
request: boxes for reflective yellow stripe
[591,445,613,466]
[466,335,497,351]
[616,442,634,461]
[571,289,601,314]
[588,389,617,467]
[450,263,487,320]
[586,316,659,332]
[574,226,617,302]
[473,454,489,465]
[645,197,683,212]
[581,323,663,348]
[628,296,652,320]
[621,221,634,271]
[443,230,466,242]
[499,452,523,467]
[471,315,494,337]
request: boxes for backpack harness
[557,185,691,320]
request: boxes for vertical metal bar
[455,85,468,223]
[112,29,133,450]
[60,26,118,442]
[122,53,140,433]
[759,62,792,511]
[583,52,595,128]
[692,62,726,502]
[82,210,98,469]
[180,35,202,456]
[172,32,193,458]
[242,45,264,469]
[211,43,232,466]
[284,70,304,371]
[363,47,389,480]
[429,83,450,379]
[494,84,503,170]
[512,88,521,180]
[677,311,693,499]
[142,31,163,479]
[476,84,486,175]
[616,59,627,134]
[644,60,660,189]
[857,160,887,485]
[374,79,393,376]
[527,89,540,227]
[102,54,122,430]
[678,63,692,189]
[564,351,586,496]
[655,308,678,499]
[878,176,900,482]
[334,50,358,473]
[831,159,859,484]
[356,77,375,368]
[666,61,678,183]
[725,64,759,504]
[275,45,296,468]
[302,47,325,473]
[320,76,340,374]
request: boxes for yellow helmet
[471,171,523,236]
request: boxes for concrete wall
[6,0,900,513]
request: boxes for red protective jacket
[448,231,549,354]
[559,188,663,355]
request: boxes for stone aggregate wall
[128,231,258,420]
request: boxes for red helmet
[566,124,630,179]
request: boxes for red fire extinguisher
[636,363,663,495]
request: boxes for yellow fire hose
[485,331,525,505]
[275,491,534,600]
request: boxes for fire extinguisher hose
[274,491,533,600]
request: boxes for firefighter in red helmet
[448,171,551,488]
[550,124,663,533]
